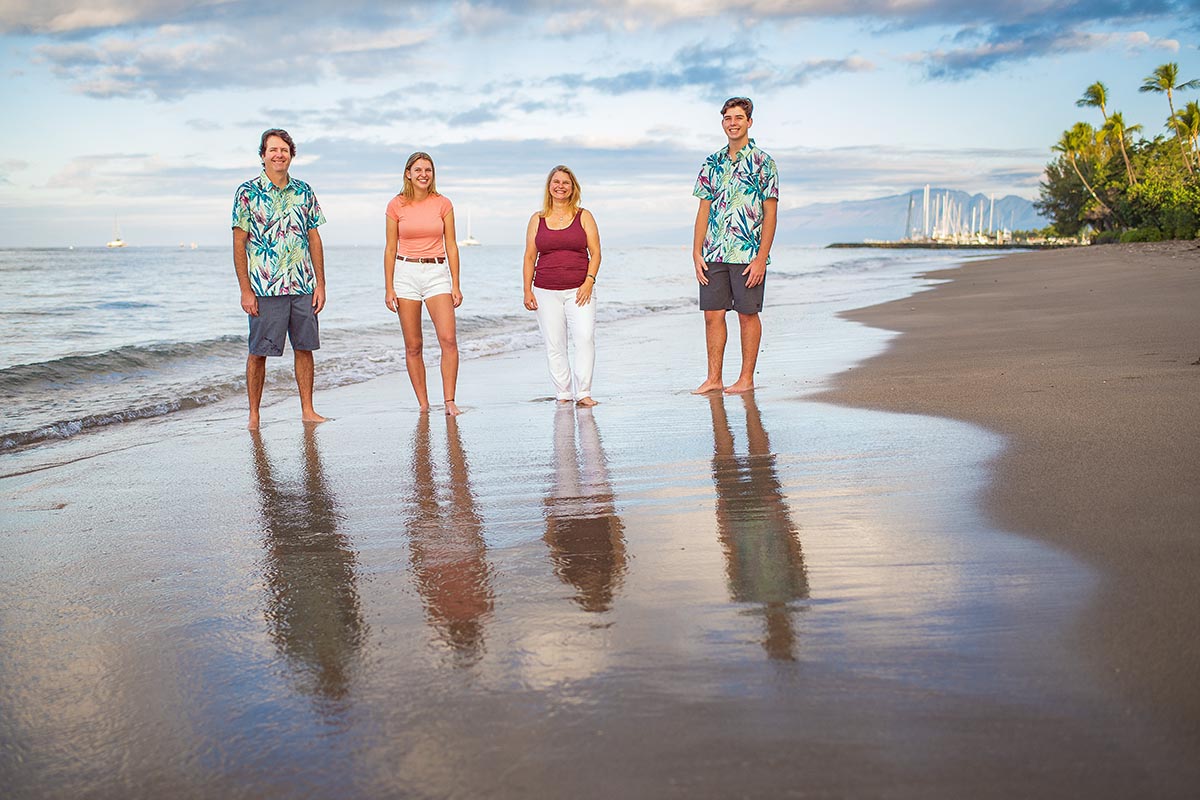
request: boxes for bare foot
[445,400,463,417]
[247,414,260,431]
[418,405,431,413]
[723,381,754,394]
[556,398,574,405]
[301,412,328,424]
[692,379,724,394]
[576,397,598,407]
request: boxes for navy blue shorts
[698,262,764,314]
[248,295,320,356]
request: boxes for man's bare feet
[576,397,598,407]
[723,381,754,394]
[692,379,724,394]
[556,398,573,405]
[445,400,463,417]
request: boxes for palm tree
[1053,122,1112,217]
[1076,81,1110,122]
[1139,62,1200,174]
[1100,112,1141,185]
[1170,101,1200,169]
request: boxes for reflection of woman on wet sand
[405,415,493,661]
[544,404,626,613]
[249,428,366,705]
[708,393,808,660]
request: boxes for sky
[0,0,1196,247]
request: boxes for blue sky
[1,1,1196,247]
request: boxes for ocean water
[0,245,977,451]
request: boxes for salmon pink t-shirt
[386,194,452,258]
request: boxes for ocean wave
[0,335,246,391]
[0,301,676,452]
[0,392,228,452]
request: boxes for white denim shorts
[394,258,452,301]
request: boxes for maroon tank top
[534,212,589,290]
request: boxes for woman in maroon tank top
[522,165,602,406]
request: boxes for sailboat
[106,217,127,248]
[458,210,481,247]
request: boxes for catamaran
[106,218,127,248]
[458,210,481,247]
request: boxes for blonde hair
[541,165,581,218]
[400,151,439,202]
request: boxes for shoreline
[4,244,1199,795]
[816,240,1200,742]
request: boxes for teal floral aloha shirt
[232,171,326,296]
[693,139,779,264]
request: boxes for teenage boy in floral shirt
[691,97,779,395]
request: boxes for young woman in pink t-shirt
[384,152,464,416]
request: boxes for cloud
[913,27,1186,79]
[459,0,1187,35]
[186,118,222,132]
[553,43,873,97]
[1,1,432,35]
[0,159,30,186]
[30,19,444,100]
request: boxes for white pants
[533,286,596,401]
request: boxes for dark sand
[2,244,1199,797]
[819,240,1200,743]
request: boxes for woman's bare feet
[445,400,463,417]
[576,397,598,407]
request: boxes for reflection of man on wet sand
[544,405,626,613]
[405,415,493,661]
[709,393,808,660]
[250,427,366,705]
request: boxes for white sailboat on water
[458,210,481,247]
[106,217,127,248]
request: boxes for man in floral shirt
[691,97,779,395]
[232,128,327,430]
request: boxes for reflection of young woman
[543,404,626,612]
[405,415,493,660]
[708,393,808,660]
[249,428,366,704]
[383,151,464,416]
[523,165,602,406]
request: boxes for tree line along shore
[1038,61,1200,243]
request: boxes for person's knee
[437,331,458,352]
[405,340,424,359]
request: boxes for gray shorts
[699,262,764,314]
[248,295,320,356]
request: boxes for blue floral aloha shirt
[232,171,326,296]
[693,138,779,265]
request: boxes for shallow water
[0,244,971,451]
[6,248,1188,797]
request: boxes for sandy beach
[2,243,1199,797]
[818,240,1200,743]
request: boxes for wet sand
[819,240,1200,744]
[3,246,1199,797]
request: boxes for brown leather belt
[396,255,446,264]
